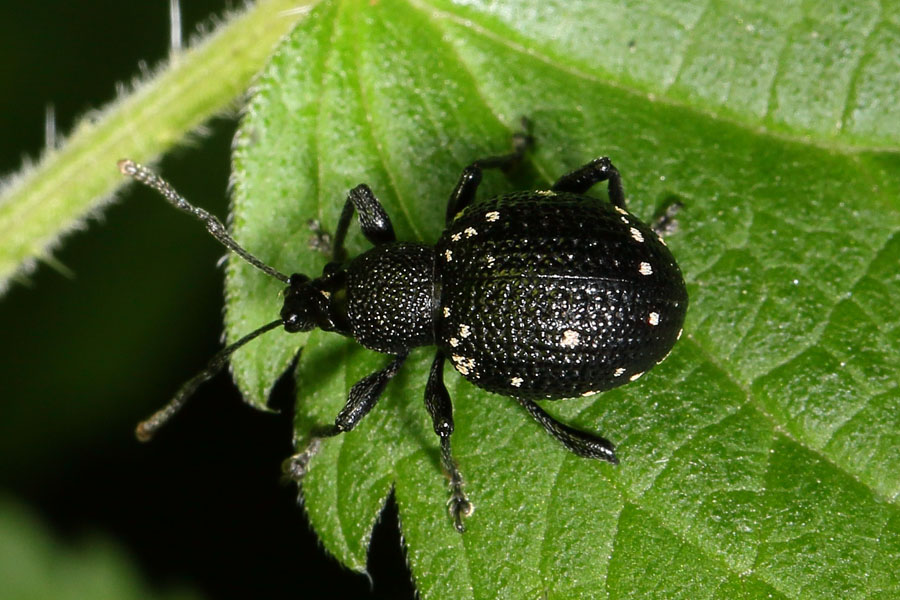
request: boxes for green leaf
[230,1,900,598]
[0,496,202,600]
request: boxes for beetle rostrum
[118,127,688,532]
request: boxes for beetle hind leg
[515,398,618,464]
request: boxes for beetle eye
[281,305,315,333]
[282,312,315,333]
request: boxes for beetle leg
[331,184,396,262]
[515,397,618,464]
[551,157,626,210]
[445,121,534,224]
[283,352,408,481]
[424,352,472,532]
[306,219,334,255]
[445,166,482,225]
[651,199,683,237]
[335,352,408,431]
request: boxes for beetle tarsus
[282,437,324,482]
[510,116,535,161]
[283,355,407,488]
[306,219,334,255]
[442,436,473,533]
[651,199,683,237]
[448,492,473,533]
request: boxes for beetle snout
[281,275,321,333]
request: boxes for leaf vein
[667,0,716,93]
[412,0,554,186]
[416,0,900,154]
[838,4,885,135]
[349,8,423,242]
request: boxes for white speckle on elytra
[320,290,331,299]
[449,337,459,347]
[620,216,630,224]
[443,307,450,318]
[629,371,644,381]
[560,329,580,348]
[510,377,523,387]
[458,324,471,338]
[445,249,453,262]
[486,211,500,222]
[630,227,644,242]
[614,367,626,377]
[451,232,462,242]
[451,354,476,376]
[464,227,477,238]
[658,235,668,247]
[581,390,597,397]
[648,312,660,326]
[614,206,628,215]
[677,328,683,340]
[639,262,653,276]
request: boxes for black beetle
[118,127,687,532]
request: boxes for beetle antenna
[118,159,290,283]
[136,318,284,441]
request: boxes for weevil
[118,126,687,532]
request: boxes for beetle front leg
[515,397,618,464]
[551,157,626,210]
[424,352,473,532]
[331,184,397,263]
[284,352,408,481]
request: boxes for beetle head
[281,273,333,333]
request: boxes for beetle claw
[448,493,474,533]
[282,438,323,482]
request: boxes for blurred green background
[0,2,413,598]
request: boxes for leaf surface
[229,1,900,598]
